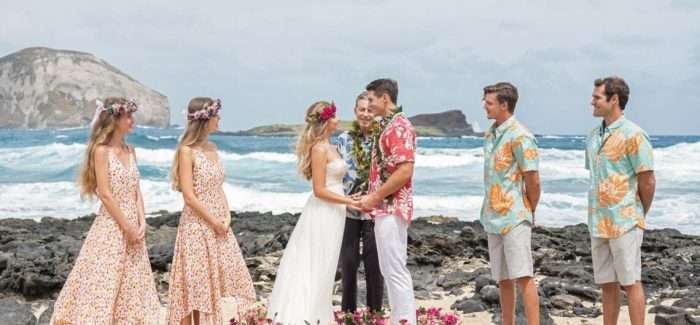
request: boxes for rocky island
[0,47,170,128]
[225,110,482,137]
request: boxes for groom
[360,78,417,324]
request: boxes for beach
[1,211,699,324]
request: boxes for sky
[1,0,699,134]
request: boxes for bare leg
[499,279,516,325]
[517,276,540,324]
[623,282,646,325]
[601,282,621,325]
[180,313,191,325]
[193,310,200,325]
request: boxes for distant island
[0,47,170,128]
[222,110,482,137]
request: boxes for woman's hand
[346,198,363,211]
[213,219,229,237]
[124,222,143,245]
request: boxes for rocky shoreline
[1,211,699,324]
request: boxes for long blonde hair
[77,97,129,199]
[170,97,215,191]
[296,101,334,180]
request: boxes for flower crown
[100,99,138,115]
[90,99,138,128]
[188,99,222,121]
[305,102,336,124]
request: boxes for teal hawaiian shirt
[480,116,540,235]
[585,117,654,239]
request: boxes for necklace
[349,121,374,192]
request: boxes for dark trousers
[340,218,384,312]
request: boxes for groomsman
[336,91,384,312]
[480,82,541,324]
[586,76,655,325]
[360,78,417,324]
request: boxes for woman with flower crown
[266,101,362,324]
[51,97,161,325]
[166,97,256,325]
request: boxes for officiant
[336,91,384,312]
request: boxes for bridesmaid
[167,97,256,325]
[51,97,160,324]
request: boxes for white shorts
[591,226,643,286]
[487,223,534,281]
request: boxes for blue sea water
[1,127,699,234]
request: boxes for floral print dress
[166,148,256,325]
[51,147,160,325]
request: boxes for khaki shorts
[591,226,643,286]
[487,223,534,281]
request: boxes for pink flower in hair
[319,103,336,121]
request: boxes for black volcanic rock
[1,212,699,321]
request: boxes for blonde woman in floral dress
[167,97,256,325]
[51,98,160,325]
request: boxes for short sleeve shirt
[480,117,540,235]
[368,113,416,223]
[585,117,654,239]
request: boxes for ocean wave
[0,143,85,171]
[2,140,700,176]
[57,126,88,131]
[137,148,298,165]
[1,180,697,234]
[145,135,178,141]
[225,152,297,163]
[415,148,483,168]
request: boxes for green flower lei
[348,120,375,193]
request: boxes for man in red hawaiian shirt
[360,78,417,324]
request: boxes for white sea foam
[1,139,699,234]
[2,141,700,181]
[0,143,85,171]
[2,179,697,233]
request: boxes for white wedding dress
[266,159,348,324]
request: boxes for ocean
[1,127,699,234]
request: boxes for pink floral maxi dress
[51,148,160,324]
[166,149,256,325]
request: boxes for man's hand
[359,193,381,212]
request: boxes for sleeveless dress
[166,149,256,325]
[266,159,349,324]
[51,148,160,325]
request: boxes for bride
[267,101,361,324]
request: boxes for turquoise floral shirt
[480,116,539,235]
[585,117,654,239]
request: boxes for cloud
[1,0,698,134]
